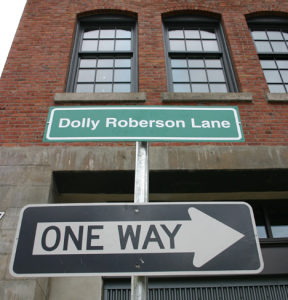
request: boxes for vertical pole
[134,141,149,203]
[131,141,149,300]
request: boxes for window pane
[210,83,227,92]
[268,207,288,238]
[260,60,276,69]
[115,40,131,51]
[98,40,115,51]
[205,59,222,68]
[203,40,219,51]
[77,70,95,82]
[97,59,113,68]
[283,31,288,40]
[114,84,131,92]
[171,59,187,68]
[114,69,131,82]
[170,40,186,51]
[192,84,209,92]
[76,84,94,93]
[80,59,97,68]
[188,59,204,68]
[255,41,272,53]
[96,69,113,82]
[100,29,115,38]
[264,70,282,83]
[268,84,286,93]
[172,70,189,82]
[116,29,131,38]
[95,84,112,92]
[189,69,207,82]
[115,59,131,68]
[267,31,283,40]
[280,70,288,83]
[251,31,267,40]
[257,226,268,238]
[200,30,216,39]
[186,40,202,51]
[272,226,288,238]
[83,30,99,39]
[81,40,98,51]
[207,69,225,82]
[276,60,288,68]
[173,84,191,92]
[169,30,184,39]
[271,42,288,53]
[184,30,200,39]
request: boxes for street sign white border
[44,106,243,142]
[10,202,263,278]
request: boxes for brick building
[0,0,288,299]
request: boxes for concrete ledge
[54,92,146,103]
[162,92,253,102]
[266,93,288,102]
[1,145,288,170]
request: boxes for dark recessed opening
[53,169,288,195]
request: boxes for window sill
[267,93,288,103]
[260,238,288,246]
[162,92,253,103]
[54,92,146,103]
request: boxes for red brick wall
[1,0,288,146]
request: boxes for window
[251,201,288,240]
[67,15,137,93]
[249,17,288,93]
[163,16,237,93]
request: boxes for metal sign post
[131,141,149,300]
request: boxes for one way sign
[10,202,263,277]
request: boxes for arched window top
[162,10,221,24]
[247,14,288,25]
[78,13,137,25]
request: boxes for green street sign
[43,106,244,142]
